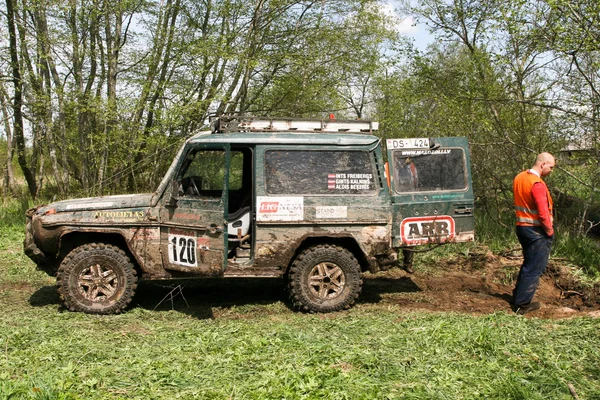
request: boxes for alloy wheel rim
[308,262,345,299]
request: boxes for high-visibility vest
[513,170,553,226]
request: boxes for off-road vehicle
[24,116,474,314]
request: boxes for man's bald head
[533,152,555,177]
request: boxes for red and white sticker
[257,196,304,222]
[328,174,336,190]
[400,216,455,245]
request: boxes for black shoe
[403,265,415,274]
[513,301,541,315]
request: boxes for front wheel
[57,243,137,314]
[288,244,362,313]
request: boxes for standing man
[512,152,555,315]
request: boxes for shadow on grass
[133,278,288,319]
[28,274,423,318]
[488,292,513,306]
[359,276,421,304]
[29,284,62,308]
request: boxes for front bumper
[24,215,56,276]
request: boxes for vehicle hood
[35,193,154,214]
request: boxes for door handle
[208,223,222,234]
[454,207,473,215]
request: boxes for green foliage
[0,197,31,228]
[3,0,400,199]
[553,232,600,278]
[474,213,516,252]
[0,200,49,285]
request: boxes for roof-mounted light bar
[211,116,378,134]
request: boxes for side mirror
[165,179,179,207]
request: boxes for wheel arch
[58,230,141,270]
[285,235,369,275]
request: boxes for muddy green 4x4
[24,116,474,314]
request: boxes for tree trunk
[34,3,64,195]
[103,0,122,193]
[0,82,16,195]
[5,0,36,198]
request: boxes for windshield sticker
[168,230,198,267]
[316,206,347,219]
[327,173,373,191]
[400,216,455,245]
[257,196,304,221]
[399,149,451,156]
[430,193,465,200]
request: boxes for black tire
[288,244,363,313]
[57,243,137,315]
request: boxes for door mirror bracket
[165,179,179,207]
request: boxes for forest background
[1,0,599,255]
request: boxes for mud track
[363,248,600,319]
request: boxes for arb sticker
[168,230,198,267]
[400,216,455,245]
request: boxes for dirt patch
[363,248,600,318]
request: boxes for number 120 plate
[168,234,198,267]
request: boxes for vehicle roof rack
[210,116,378,134]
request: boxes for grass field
[2,206,600,399]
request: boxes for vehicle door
[159,144,230,276]
[386,137,475,247]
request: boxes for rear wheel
[57,243,137,314]
[288,244,362,313]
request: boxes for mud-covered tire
[288,244,363,313]
[57,243,137,315]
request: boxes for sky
[381,1,434,51]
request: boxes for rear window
[392,148,467,193]
[265,150,377,195]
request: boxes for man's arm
[532,182,554,236]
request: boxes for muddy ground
[360,249,600,319]
[25,247,600,319]
[115,247,600,319]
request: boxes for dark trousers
[513,226,553,306]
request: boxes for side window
[392,148,467,193]
[264,150,377,195]
[229,151,244,191]
[180,150,226,197]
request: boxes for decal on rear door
[400,216,455,245]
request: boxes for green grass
[2,305,599,399]
[2,199,600,399]
[553,232,600,278]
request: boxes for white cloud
[378,1,418,34]
[396,16,418,34]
